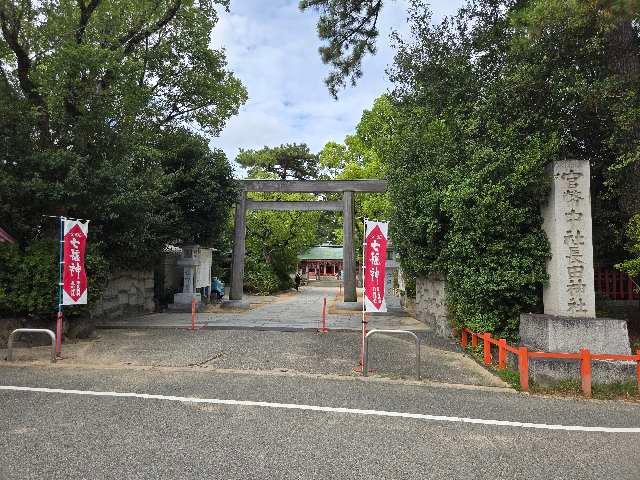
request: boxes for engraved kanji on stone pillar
[542,159,596,317]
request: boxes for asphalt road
[1,365,639,479]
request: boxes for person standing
[294,272,301,291]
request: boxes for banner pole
[360,218,367,368]
[56,217,64,356]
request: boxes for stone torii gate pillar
[342,191,357,302]
[229,191,247,303]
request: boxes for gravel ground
[2,329,504,387]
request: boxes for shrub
[0,240,109,320]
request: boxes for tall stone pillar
[342,191,357,302]
[229,191,247,303]
[520,159,631,384]
[385,242,401,310]
[542,159,596,317]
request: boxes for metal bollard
[363,329,420,380]
[7,329,57,363]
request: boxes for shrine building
[298,245,343,278]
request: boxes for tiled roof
[0,227,15,243]
[299,245,343,261]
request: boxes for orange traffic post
[319,297,328,333]
[518,347,529,391]
[471,333,478,348]
[636,350,640,394]
[580,348,592,398]
[461,330,467,349]
[483,333,492,365]
[498,338,507,369]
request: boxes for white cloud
[209,0,464,175]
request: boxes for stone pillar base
[519,313,633,385]
[168,292,202,312]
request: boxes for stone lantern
[170,244,202,310]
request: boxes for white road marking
[1,385,638,433]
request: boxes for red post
[319,297,328,333]
[580,348,592,398]
[518,347,529,391]
[471,333,478,348]
[498,338,507,369]
[483,333,492,365]
[635,350,640,394]
[461,330,467,349]
[359,312,368,367]
[55,311,63,355]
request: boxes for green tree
[241,169,323,293]
[0,0,246,148]
[244,191,322,293]
[299,0,383,97]
[157,129,237,248]
[378,0,640,336]
[0,0,246,263]
[617,214,640,278]
[319,95,393,245]
[236,143,320,180]
[0,1,245,319]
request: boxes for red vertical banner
[364,220,388,313]
[62,220,89,305]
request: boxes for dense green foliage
[0,240,109,319]
[241,169,323,294]
[320,96,392,220]
[237,145,327,294]
[383,0,640,336]
[244,191,322,294]
[617,214,640,278]
[319,96,392,251]
[236,143,320,180]
[318,0,640,337]
[0,0,245,319]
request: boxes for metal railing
[363,329,421,379]
[7,329,57,363]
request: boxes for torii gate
[227,179,388,306]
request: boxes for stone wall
[93,270,155,319]
[415,274,451,337]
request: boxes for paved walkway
[98,285,427,332]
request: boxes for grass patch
[592,381,640,400]
[529,379,581,397]
[530,380,640,401]
[495,368,521,390]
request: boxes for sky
[210,0,464,174]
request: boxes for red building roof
[0,227,16,243]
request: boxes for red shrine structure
[298,245,344,278]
